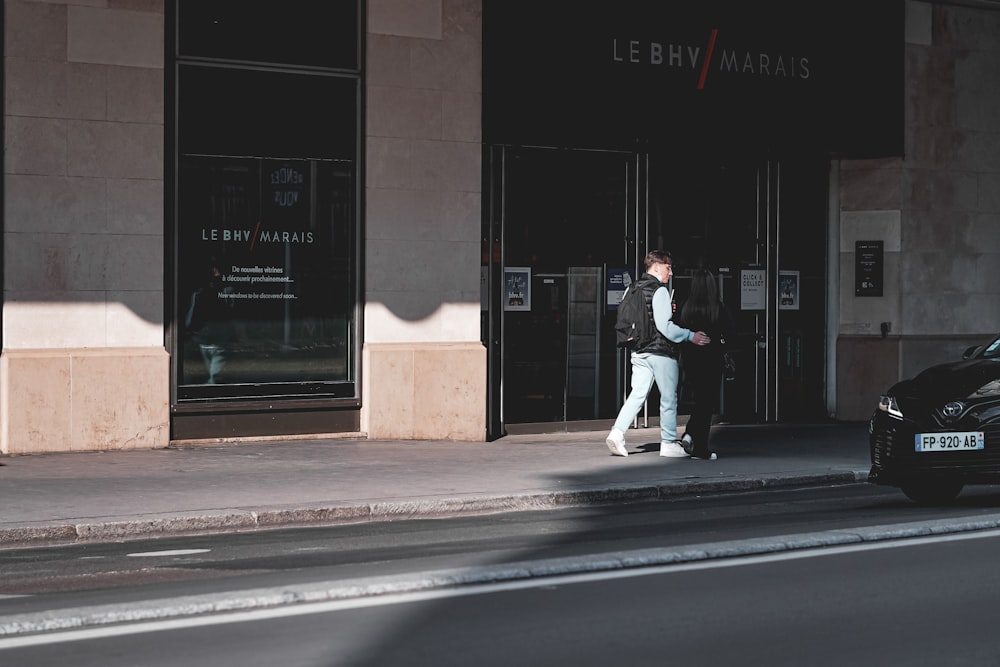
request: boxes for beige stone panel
[361,343,416,438]
[442,91,481,143]
[105,233,163,291]
[107,289,163,339]
[3,299,108,348]
[5,58,107,121]
[836,336,899,421]
[107,178,163,234]
[365,301,481,344]
[412,343,485,440]
[5,231,109,292]
[5,0,67,61]
[951,293,1000,336]
[70,348,169,450]
[363,342,484,441]
[0,350,72,454]
[367,85,443,140]
[365,300,434,343]
[27,0,104,6]
[107,66,164,123]
[366,137,413,190]
[436,302,481,340]
[840,161,902,211]
[366,188,442,240]
[67,120,163,180]
[5,116,68,176]
[368,238,478,296]
[366,34,412,88]
[411,32,481,93]
[440,190,480,241]
[443,0,482,39]
[839,210,901,252]
[105,293,163,346]
[900,336,985,379]
[110,1,164,13]
[67,6,164,68]
[4,174,107,234]
[365,239,404,294]
[369,0,442,39]
[410,139,481,193]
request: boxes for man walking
[606,250,710,457]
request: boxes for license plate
[915,431,984,452]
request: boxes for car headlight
[878,394,903,419]
[972,379,1000,397]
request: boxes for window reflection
[178,157,354,398]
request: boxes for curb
[0,470,870,547]
[2,508,997,641]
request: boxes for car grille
[872,422,1000,468]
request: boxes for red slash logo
[697,28,718,90]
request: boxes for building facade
[1,0,998,453]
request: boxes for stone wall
[2,1,167,453]
[363,0,486,440]
[836,0,1000,420]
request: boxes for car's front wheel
[900,479,964,505]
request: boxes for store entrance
[652,156,829,425]
[483,148,829,438]
[484,147,638,431]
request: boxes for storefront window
[173,2,360,404]
[177,156,355,399]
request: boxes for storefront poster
[740,269,766,310]
[177,156,354,392]
[606,268,634,311]
[779,270,800,310]
[504,267,531,311]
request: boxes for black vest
[634,273,680,358]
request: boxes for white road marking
[126,549,211,558]
[3,527,1000,650]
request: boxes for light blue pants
[199,343,227,384]
[613,352,680,443]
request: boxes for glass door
[649,156,829,423]
[484,149,829,438]
[483,147,637,435]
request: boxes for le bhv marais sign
[485,0,903,157]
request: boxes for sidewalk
[0,422,872,547]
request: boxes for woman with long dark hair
[675,269,733,460]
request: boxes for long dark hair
[678,269,722,331]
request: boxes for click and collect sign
[741,269,766,310]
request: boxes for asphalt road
[5,483,1000,665]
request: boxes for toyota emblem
[942,401,964,419]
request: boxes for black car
[869,334,1000,504]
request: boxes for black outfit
[185,274,236,384]
[677,301,733,458]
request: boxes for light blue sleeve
[652,286,694,343]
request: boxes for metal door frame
[484,149,797,438]
[483,145,640,439]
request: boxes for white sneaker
[606,429,628,457]
[681,433,692,445]
[659,440,690,458]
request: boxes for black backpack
[615,281,655,349]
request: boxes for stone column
[2,2,167,453]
